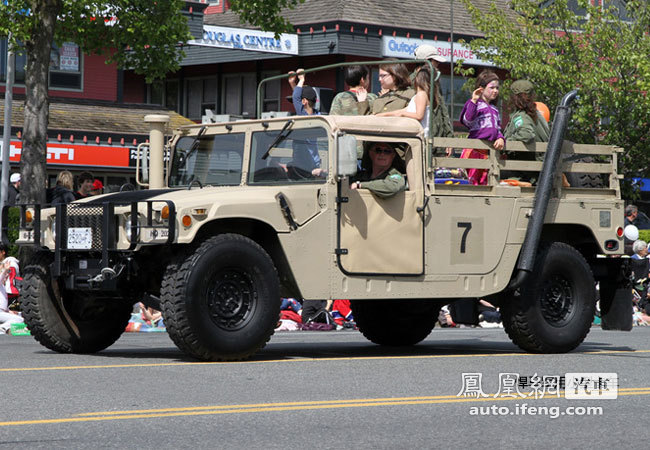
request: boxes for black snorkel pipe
[507,90,579,290]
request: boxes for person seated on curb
[350,142,406,198]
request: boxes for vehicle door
[337,138,425,276]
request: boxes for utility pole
[450,0,454,122]
[1,33,15,235]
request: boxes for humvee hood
[84,188,183,204]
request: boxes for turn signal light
[161,205,170,220]
[25,210,33,224]
[616,226,624,238]
[182,215,192,227]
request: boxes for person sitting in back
[350,142,406,198]
[288,68,320,116]
[357,62,414,115]
[329,65,376,116]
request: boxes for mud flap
[600,284,633,331]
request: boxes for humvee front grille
[65,204,104,250]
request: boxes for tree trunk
[20,0,61,205]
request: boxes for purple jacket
[460,99,504,141]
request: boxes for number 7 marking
[457,222,472,254]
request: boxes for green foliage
[460,0,650,199]
[6,207,20,257]
[638,229,650,243]
[229,0,304,37]
[0,0,192,83]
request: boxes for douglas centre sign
[190,25,299,55]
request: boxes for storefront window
[147,79,180,113]
[1,40,28,84]
[222,73,256,118]
[49,42,82,90]
[440,75,471,121]
[186,77,217,120]
[261,71,281,112]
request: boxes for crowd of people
[625,204,650,326]
[5,170,105,207]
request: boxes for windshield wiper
[178,125,207,170]
[261,119,294,160]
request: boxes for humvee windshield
[169,133,245,187]
[249,127,329,184]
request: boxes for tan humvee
[11,94,629,361]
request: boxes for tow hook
[89,265,123,285]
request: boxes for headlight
[125,216,141,242]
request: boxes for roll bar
[256,59,439,158]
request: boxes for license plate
[19,230,34,241]
[147,228,169,240]
[67,227,92,249]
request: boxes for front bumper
[3,200,176,285]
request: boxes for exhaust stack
[143,114,170,189]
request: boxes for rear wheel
[351,300,438,346]
[501,242,596,353]
[160,234,281,361]
[20,252,132,354]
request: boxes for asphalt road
[1,326,649,449]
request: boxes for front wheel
[501,242,596,353]
[20,252,132,354]
[160,234,281,361]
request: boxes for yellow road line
[77,388,650,416]
[1,349,648,373]
[2,390,650,427]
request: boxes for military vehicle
[7,73,630,360]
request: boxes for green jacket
[430,102,455,156]
[329,91,377,115]
[357,87,415,115]
[504,110,550,143]
[354,167,406,198]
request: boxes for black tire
[501,242,596,353]
[565,156,604,188]
[160,234,281,361]
[20,252,132,354]
[350,300,438,346]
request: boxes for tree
[0,0,192,204]
[460,0,650,198]
[229,0,304,36]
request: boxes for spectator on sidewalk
[90,179,104,196]
[50,171,76,205]
[625,205,650,230]
[0,243,22,335]
[74,171,94,200]
[7,173,21,206]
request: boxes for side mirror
[337,134,358,177]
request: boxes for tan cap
[414,44,447,63]
[511,79,534,95]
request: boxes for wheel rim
[540,274,575,326]
[206,269,256,331]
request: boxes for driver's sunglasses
[371,147,394,155]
